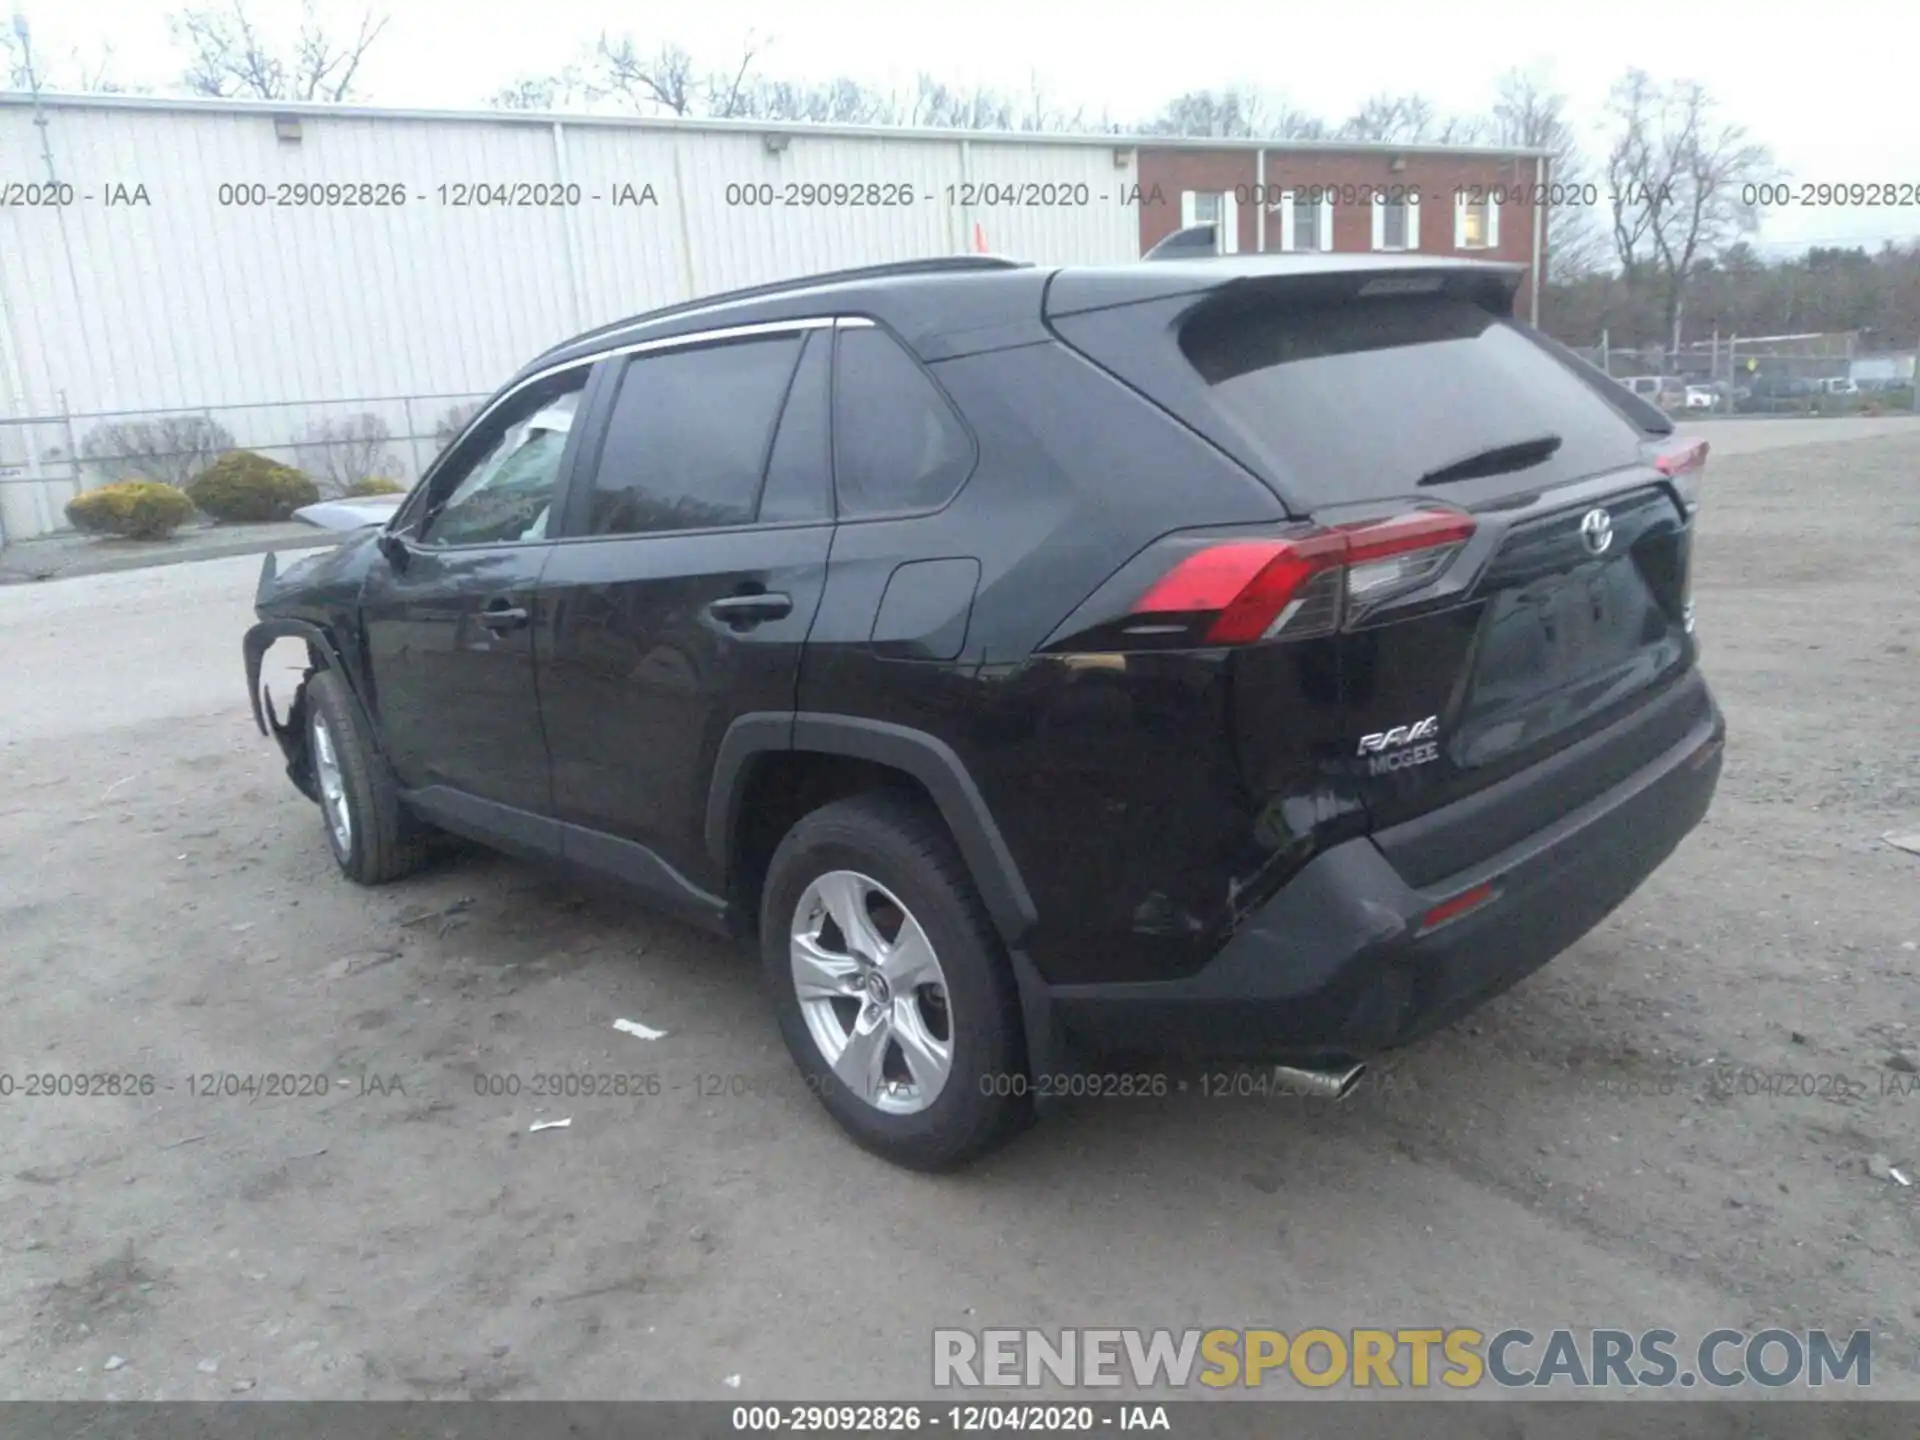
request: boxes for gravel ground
[0,419,1915,1403]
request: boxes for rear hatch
[1046,261,1712,879]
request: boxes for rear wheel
[304,668,427,885]
[761,794,1031,1170]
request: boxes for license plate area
[1457,557,1679,768]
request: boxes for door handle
[479,602,530,631]
[708,592,793,625]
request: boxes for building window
[1277,189,1331,252]
[1455,193,1500,250]
[1180,190,1239,253]
[1371,193,1420,252]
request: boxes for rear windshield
[1178,295,1650,507]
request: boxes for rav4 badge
[1358,716,1441,775]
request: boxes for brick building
[1135,140,1551,323]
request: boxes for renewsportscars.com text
[932,1327,1872,1390]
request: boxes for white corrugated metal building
[0,94,1148,541]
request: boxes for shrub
[79,415,235,487]
[345,476,405,496]
[65,480,197,539]
[186,451,321,522]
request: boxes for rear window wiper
[1418,434,1562,487]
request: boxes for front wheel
[303,668,427,885]
[761,794,1032,1171]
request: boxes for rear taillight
[1646,436,1708,634]
[1648,436,1709,517]
[1129,509,1475,645]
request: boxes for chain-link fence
[0,392,491,542]
[1563,334,1915,417]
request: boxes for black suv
[243,253,1724,1169]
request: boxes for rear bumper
[1048,690,1725,1063]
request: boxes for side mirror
[376,531,409,571]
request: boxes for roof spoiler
[1143,224,1220,260]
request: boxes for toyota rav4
[243,253,1724,1169]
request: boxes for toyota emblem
[1579,507,1613,556]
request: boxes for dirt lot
[1,419,1916,1402]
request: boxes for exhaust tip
[1271,1061,1367,1100]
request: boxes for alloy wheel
[310,713,354,857]
[789,869,954,1115]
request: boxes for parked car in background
[1816,377,1859,397]
[1621,375,1689,410]
[293,494,408,531]
[241,253,1724,1169]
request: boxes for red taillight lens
[1651,436,1709,477]
[1131,510,1475,645]
[1648,436,1709,519]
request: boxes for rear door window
[583,335,803,536]
[1176,295,1649,508]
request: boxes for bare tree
[1604,69,1665,287]
[584,32,763,117]
[1338,93,1486,146]
[489,70,587,111]
[6,11,132,91]
[1143,87,1267,138]
[736,75,901,125]
[903,74,1017,130]
[171,0,389,101]
[79,415,235,487]
[1491,66,1605,281]
[1604,70,1774,351]
[1138,87,1329,141]
[296,413,397,496]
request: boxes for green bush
[65,480,197,539]
[345,476,405,497]
[185,451,320,522]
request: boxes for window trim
[391,317,845,542]
[1370,191,1421,252]
[1276,189,1333,252]
[827,317,981,526]
[1454,192,1500,250]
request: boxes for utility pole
[11,10,102,520]
[12,12,60,184]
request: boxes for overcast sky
[13,0,1918,253]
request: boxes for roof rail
[537,254,1031,361]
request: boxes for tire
[304,667,428,885]
[761,793,1032,1171]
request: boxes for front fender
[243,617,372,804]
